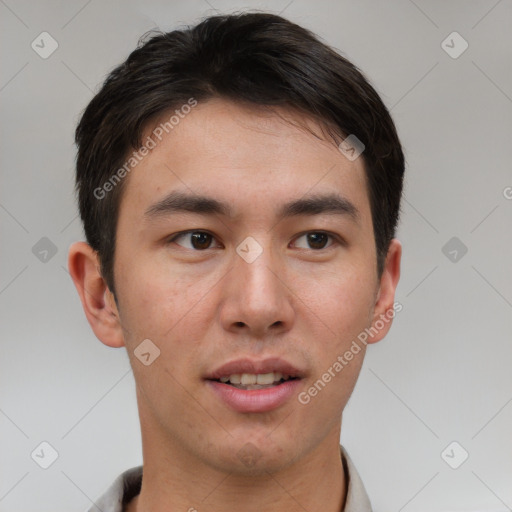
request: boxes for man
[68,11,404,512]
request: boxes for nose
[219,238,295,338]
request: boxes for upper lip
[205,357,305,380]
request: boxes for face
[72,97,401,475]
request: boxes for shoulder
[87,466,143,512]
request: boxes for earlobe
[366,238,402,344]
[67,241,125,348]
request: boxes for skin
[68,97,401,512]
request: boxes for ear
[366,238,402,344]
[67,241,125,348]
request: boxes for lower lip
[206,379,302,413]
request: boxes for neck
[127,438,346,512]
[127,392,346,512]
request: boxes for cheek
[334,275,375,339]
[294,264,375,346]
[296,341,366,443]
[116,263,220,387]
[116,252,209,336]
[293,264,374,413]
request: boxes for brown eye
[307,233,329,249]
[190,232,213,249]
[168,231,218,250]
[293,232,335,250]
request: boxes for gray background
[1,0,511,510]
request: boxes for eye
[167,230,341,251]
[292,231,338,250]
[167,230,221,250]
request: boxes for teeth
[241,374,257,385]
[256,372,275,385]
[217,371,292,385]
[229,374,241,384]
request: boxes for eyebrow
[144,190,360,223]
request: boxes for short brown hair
[74,11,405,296]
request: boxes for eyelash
[166,230,343,251]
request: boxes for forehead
[118,97,370,223]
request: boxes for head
[69,12,403,474]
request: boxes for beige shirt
[88,445,372,512]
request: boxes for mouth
[208,372,301,391]
[205,357,305,385]
[204,358,305,412]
